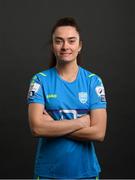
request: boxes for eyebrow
[55,37,77,40]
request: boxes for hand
[77,114,90,128]
[42,110,54,121]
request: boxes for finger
[43,109,48,114]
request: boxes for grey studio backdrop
[0,0,135,179]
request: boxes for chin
[58,58,76,63]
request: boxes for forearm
[32,119,84,138]
[29,105,90,138]
[66,126,105,142]
[67,109,107,142]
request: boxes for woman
[27,17,107,179]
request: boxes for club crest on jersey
[78,92,88,104]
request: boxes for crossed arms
[28,103,107,142]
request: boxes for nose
[61,41,69,50]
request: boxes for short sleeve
[27,74,45,105]
[89,75,107,110]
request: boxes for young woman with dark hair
[27,17,107,179]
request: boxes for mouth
[60,53,72,56]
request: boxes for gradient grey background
[0,0,134,178]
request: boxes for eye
[55,39,62,44]
[69,39,76,44]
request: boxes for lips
[60,53,72,56]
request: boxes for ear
[79,40,82,52]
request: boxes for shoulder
[31,67,55,82]
[80,66,102,83]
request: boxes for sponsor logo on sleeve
[95,86,106,102]
[28,82,40,97]
[95,86,105,96]
[101,95,106,102]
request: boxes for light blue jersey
[27,66,107,179]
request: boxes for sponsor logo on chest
[46,94,57,99]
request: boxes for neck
[56,60,79,82]
[56,60,78,74]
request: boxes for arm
[28,103,90,137]
[66,109,107,142]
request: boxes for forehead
[53,26,79,38]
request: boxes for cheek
[52,45,60,54]
[73,46,81,54]
[73,42,81,50]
